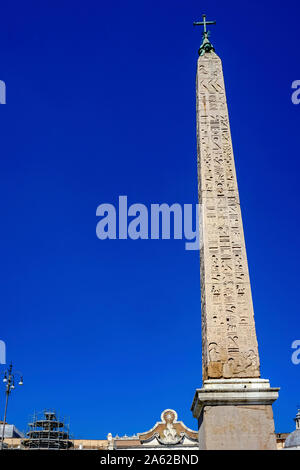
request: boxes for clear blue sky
[0,0,299,438]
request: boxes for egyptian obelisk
[191,15,279,450]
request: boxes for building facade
[3,408,293,450]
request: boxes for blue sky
[0,0,299,438]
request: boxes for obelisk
[191,15,279,450]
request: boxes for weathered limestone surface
[192,45,279,450]
[198,404,277,450]
[192,378,279,449]
[196,50,260,380]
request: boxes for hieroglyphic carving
[197,51,260,380]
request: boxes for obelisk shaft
[196,51,260,380]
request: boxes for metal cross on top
[193,14,216,33]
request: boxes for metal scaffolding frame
[22,410,73,450]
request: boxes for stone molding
[191,379,280,419]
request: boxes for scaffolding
[22,410,73,450]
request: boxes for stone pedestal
[191,379,279,450]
